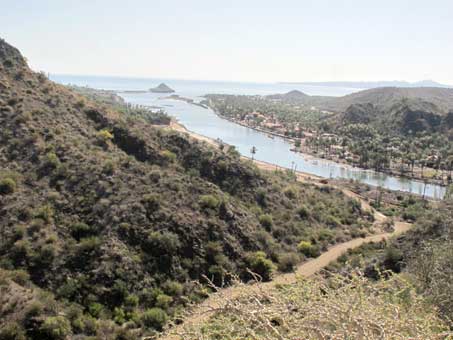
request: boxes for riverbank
[169,119,437,208]
[170,119,322,183]
[202,102,449,188]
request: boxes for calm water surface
[52,75,446,199]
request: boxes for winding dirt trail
[158,122,413,340]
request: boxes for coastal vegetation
[206,89,453,185]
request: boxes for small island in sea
[149,83,175,93]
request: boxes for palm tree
[250,146,257,161]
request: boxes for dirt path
[158,122,413,340]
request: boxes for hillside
[326,86,453,113]
[0,38,373,339]
[267,87,453,114]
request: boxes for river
[52,74,446,199]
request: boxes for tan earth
[157,121,413,340]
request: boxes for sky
[2,0,453,83]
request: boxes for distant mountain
[267,89,308,102]
[268,87,453,114]
[266,87,453,135]
[280,80,452,89]
[325,87,453,113]
[149,82,175,93]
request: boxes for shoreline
[202,101,448,188]
[169,119,443,200]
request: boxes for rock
[149,83,175,93]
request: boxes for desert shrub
[102,160,116,175]
[0,177,16,195]
[297,240,320,258]
[142,194,160,213]
[10,240,31,266]
[74,236,102,264]
[140,287,164,307]
[162,280,183,296]
[284,186,298,199]
[317,228,335,242]
[297,205,310,219]
[96,129,113,145]
[149,169,161,183]
[199,194,220,210]
[161,150,176,164]
[124,294,139,308]
[256,188,267,207]
[258,214,273,231]
[0,322,26,340]
[245,251,276,282]
[28,218,45,234]
[277,252,300,273]
[40,316,71,340]
[113,307,126,324]
[34,205,54,224]
[70,222,95,240]
[146,231,180,255]
[44,152,61,169]
[9,269,30,285]
[88,302,104,318]
[383,246,404,272]
[41,316,71,340]
[155,294,172,310]
[174,273,449,339]
[140,308,168,331]
[410,240,453,320]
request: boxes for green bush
[34,205,54,224]
[245,251,276,281]
[284,186,297,200]
[277,252,300,272]
[259,214,273,230]
[0,178,16,195]
[146,231,180,255]
[102,160,116,175]
[70,222,94,240]
[96,129,113,145]
[297,205,310,219]
[161,150,176,164]
[0,322,26,340]
[155,294,172,310]
[141,308,168,331]
[88,302,104,318]
[142,194,160,213]
[199,194,220,210]
[297,241,320,258]
[40,316,72,340]
[44,152,61,169]
[162,280,183,296]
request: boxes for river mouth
[119,92,446,200]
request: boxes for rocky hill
[150,83,175,93]
[0,38,371,339]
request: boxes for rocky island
[149,82,175,93]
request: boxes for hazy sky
[2,0,453,83]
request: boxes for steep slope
[0,38,371,339]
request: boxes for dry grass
[168,272,451,340]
